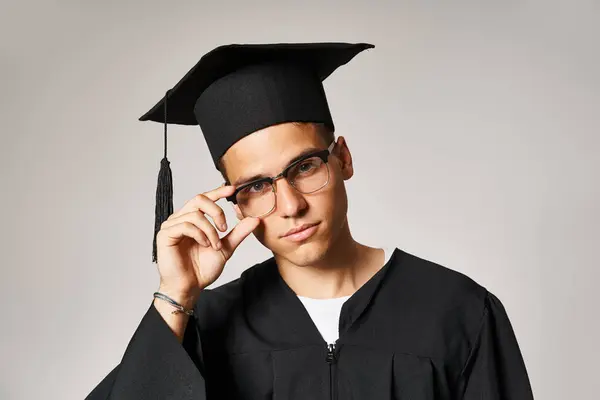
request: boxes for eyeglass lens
[236,156,330,217]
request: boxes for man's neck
[275,223,385,299]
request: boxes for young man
[86,43,534,399]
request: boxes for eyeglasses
[225,140,336,218]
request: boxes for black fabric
[85,247,534,399]
[194,61,335,169]
[138,42,374,169]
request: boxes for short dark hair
[217,122,335,185]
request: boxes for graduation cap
[139,42,375,263]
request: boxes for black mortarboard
[139,42,375,262]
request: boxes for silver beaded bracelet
[153,291,195,316]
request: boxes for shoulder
[385,248,500,361]
[393,248,488,308]
[388,248,492,334]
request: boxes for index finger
[202,183,237,202]
[168,184,237,228]
[195,184,237,230]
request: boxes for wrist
[156,285,200,310]
[152,298,190,343]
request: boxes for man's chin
[282,240,329,266]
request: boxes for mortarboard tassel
[152,90,174,263]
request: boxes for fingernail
[221,223,227,231]
[216,240,222,250]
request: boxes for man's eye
[298,162,315,172]
[241,181,269,194]
[295,159,320,175]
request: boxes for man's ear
[335,136,354,180]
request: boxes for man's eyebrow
[232,147,322,187]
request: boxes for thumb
[222,217,260,254]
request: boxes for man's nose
[273,177,307,216]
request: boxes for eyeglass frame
[224,140,337,215]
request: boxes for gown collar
[243,247,403,347]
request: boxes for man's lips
[281,222,319,238]
[282,223,319,242]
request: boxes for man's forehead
[222,124,323,185]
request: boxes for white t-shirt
[297,245,395,344]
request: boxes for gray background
[1,1,598,399]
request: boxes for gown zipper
[326,342,337,400]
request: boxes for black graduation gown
[86,247,534,399]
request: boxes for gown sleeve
[456,291,535,399]
[85,301,207,400]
